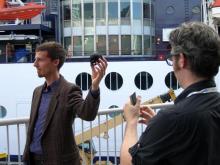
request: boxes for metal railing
[0,103,173,165]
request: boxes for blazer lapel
[29,87,43,129]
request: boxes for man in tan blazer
[23,42,108,165]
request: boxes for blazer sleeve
[67,85,100,121]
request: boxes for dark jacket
[23,75,100,165]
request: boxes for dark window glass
[75,72,92,91]
[165,71,180,90]
[105,72,123,90]
[143,3,150,19]
[84,3,93,19]
[121,35,131,55]
[134,72,153,90]
[64,5,71,20]
[121,2,130,25]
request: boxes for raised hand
[91,56,108,91]
[139,106,156,125]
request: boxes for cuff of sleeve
[90,88,100,99]
[129,142,140,157]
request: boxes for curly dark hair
[169,22,220,78]
[36,42,66,70]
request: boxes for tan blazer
[23,75,100,165]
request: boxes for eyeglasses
[166,53,179,66]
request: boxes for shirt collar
[43,78,60,93]
[174,79,216,104]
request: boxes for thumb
[135,96,141,107]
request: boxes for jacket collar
[174,79,216,104]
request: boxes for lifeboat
[0,0,46,21]
[211,0,220,18]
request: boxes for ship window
[75,72,92,91]
[73,36,82,56]
[166,6,175,15]
[109,35,119,55]
[133,35,142,55]
[105,72,123,90]
[165,71,180,90]
[108,2,118,25]
[133,2,141,20]
[96,2,106,25]
[63,3,71,27]
[121,1,130,25]
[121,35,131,55]
[72,2,82,27]
[84,36,94,56]
[96,35,106,55]
[192,6,200,14]
[64,37,71,57]
[134,72,153,90]
[144,35,150,55]
[0,106,7,118]
[84,2,93,27]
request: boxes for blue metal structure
[155,0,202,58]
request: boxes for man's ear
[178,53,187,68]
[53,59,60,67]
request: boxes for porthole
[108,105,121,118]
[134,72,153,90]
[166,6,175,15]
[0,105,7,118]
[165,71,180,90]
[105,72,123,90]
[75,72,92,91]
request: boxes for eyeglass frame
[165,53,180,66]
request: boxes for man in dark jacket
[23,42,108,165]
[120,22,220,165]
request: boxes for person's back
[152,81,220,165]
[120,22,220,165]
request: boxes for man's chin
[37,74,43,78]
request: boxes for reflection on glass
[133,2,141,19]
[73,36,82,56]
[121,35,131,55]
[108,2,118,25]
[143,2,150,26]
[133,35,142,55]
[96,35,106,55]
[84,3,93,27]
[144,35,151,55]
[109,35,119,55]
[63,4,71,27]
[84,36,94,55]
[64,37,73,58]
[121,2,130,25]
[96,2,106,25]
[72,2,81,26]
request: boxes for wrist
[126,119,138,127]
[91,84,99,91]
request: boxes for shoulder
[59,77,81,93]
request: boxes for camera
[90,54,103,66]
